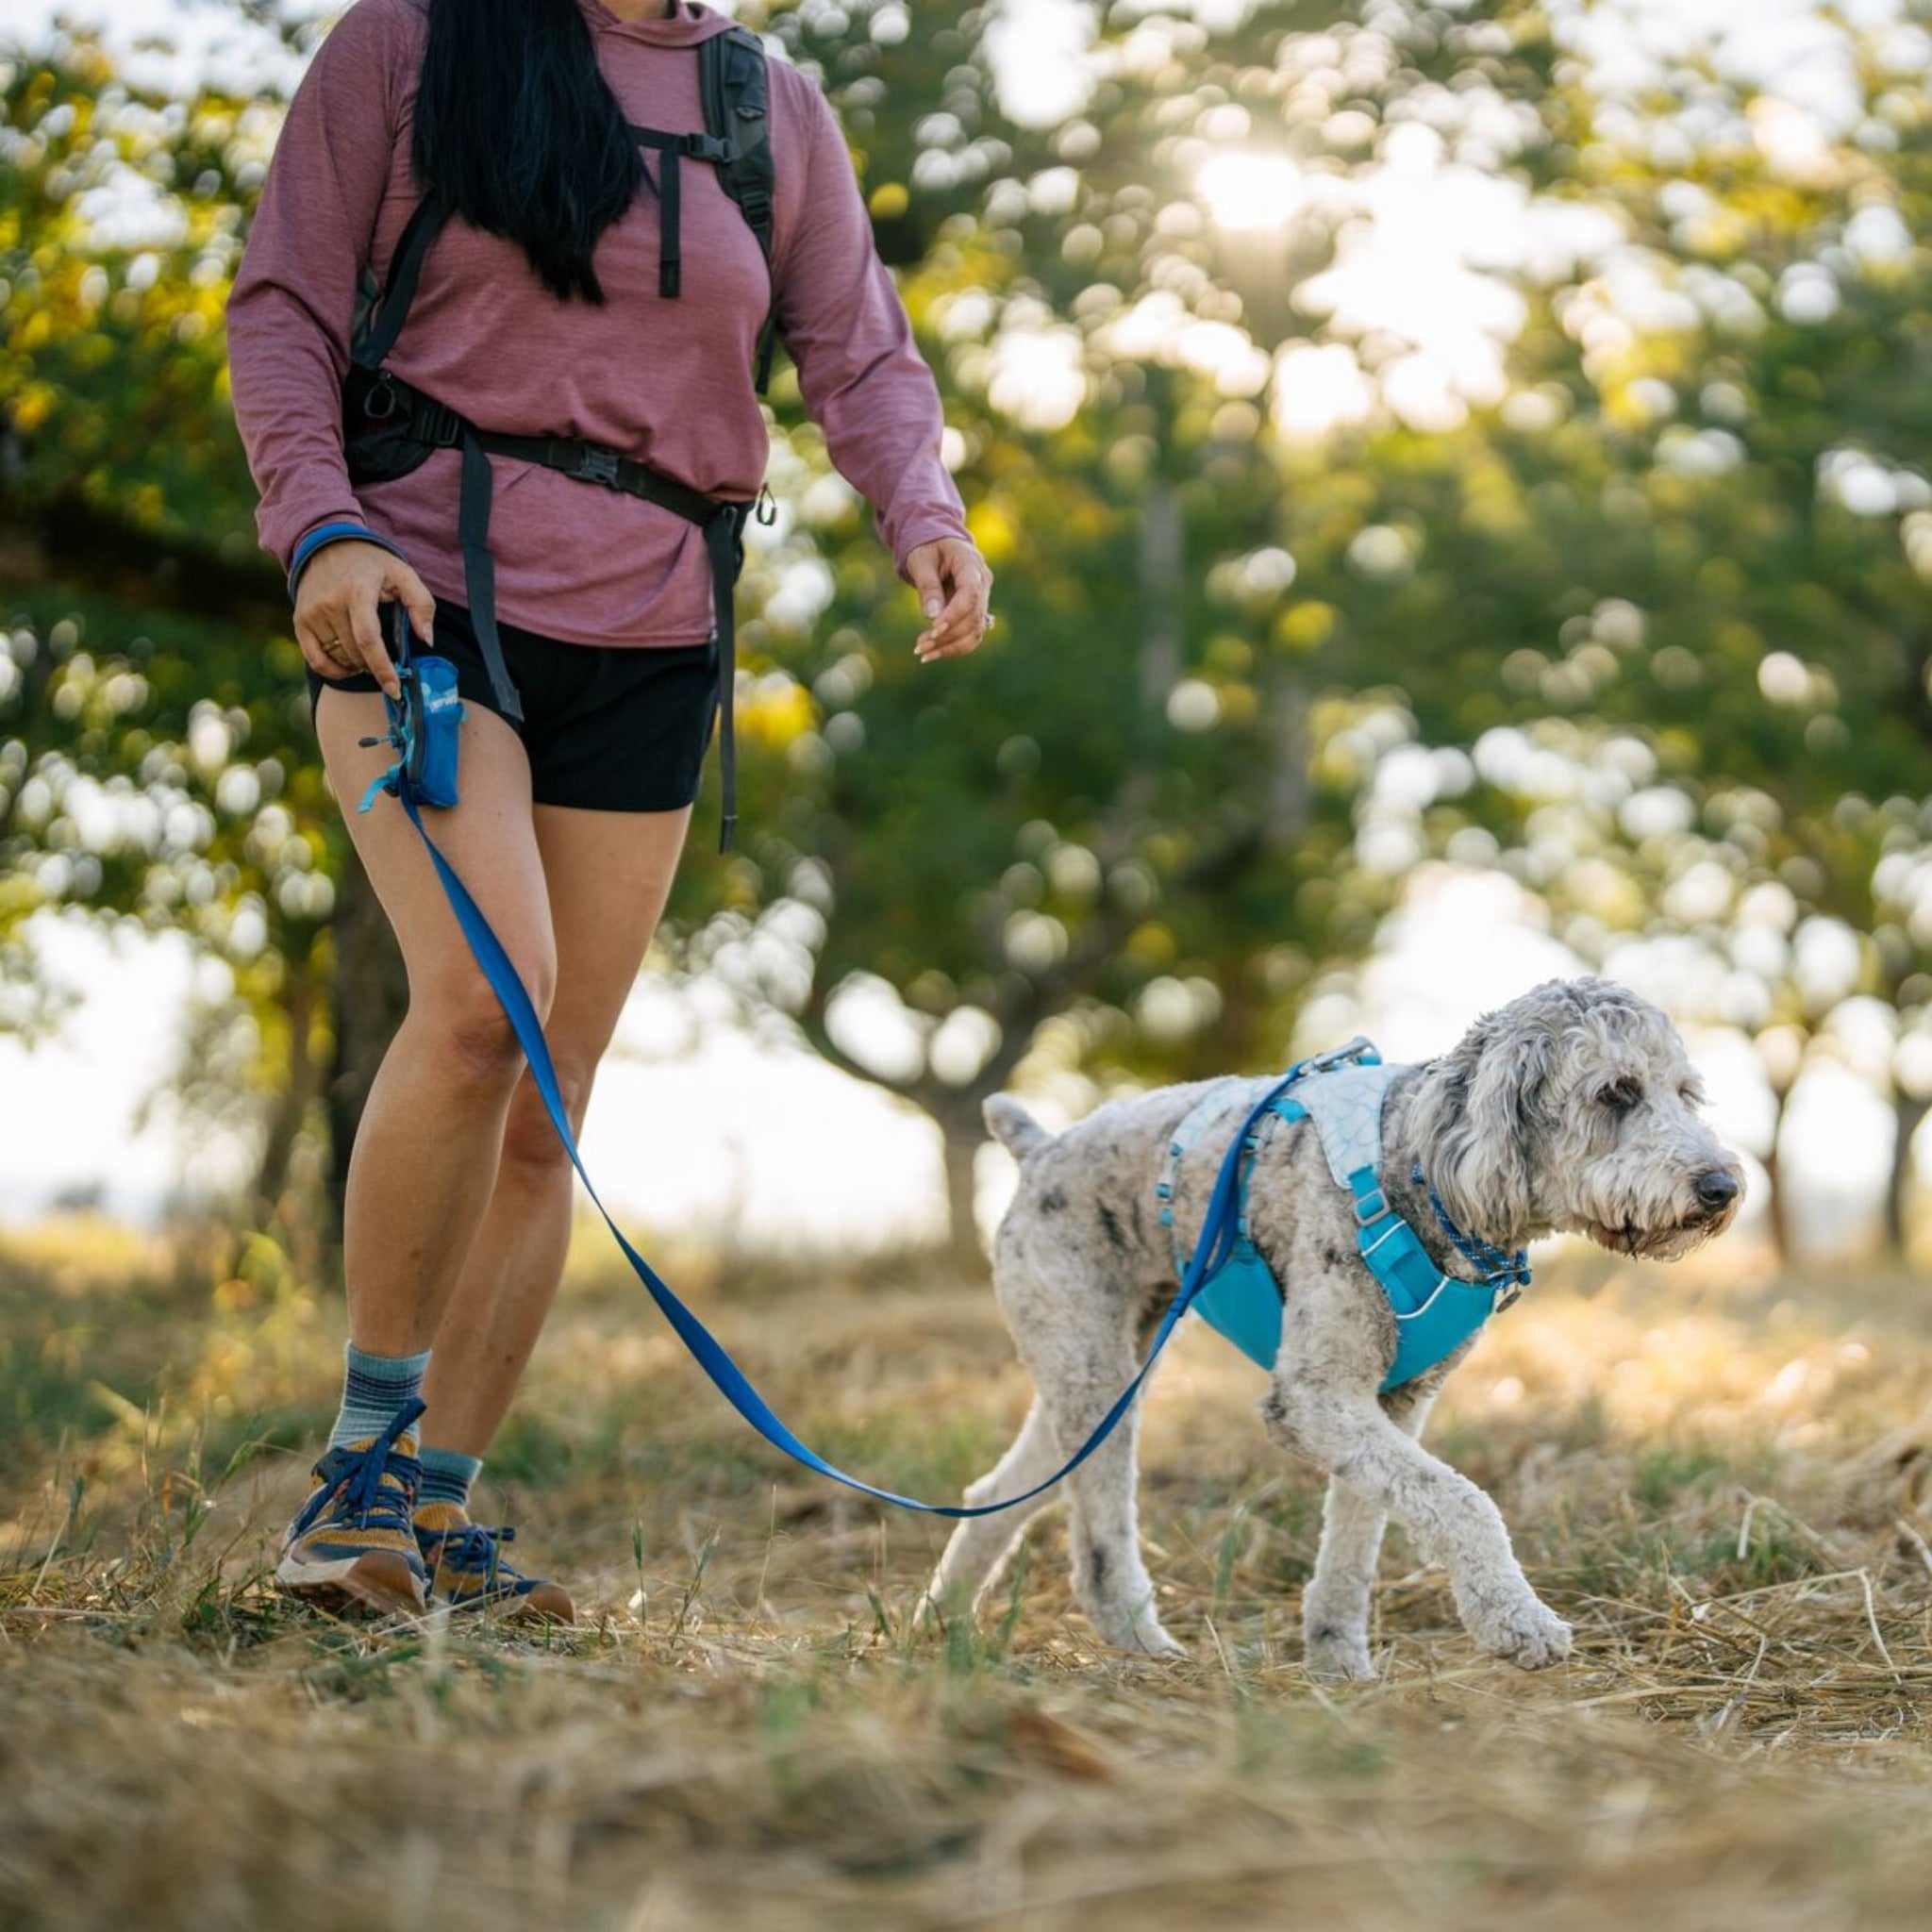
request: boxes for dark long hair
[410,0,644,303]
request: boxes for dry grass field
[5,1215,1932,1931]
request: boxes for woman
[226,0,993,1621]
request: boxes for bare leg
[1301,1386,1436,1681]
[1265,1375,1570,1670]
[927,1400,1066,1618]
[419,802,692,1457]
[316,693,558,1356]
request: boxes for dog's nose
[1692,1169,1740,1212]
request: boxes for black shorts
[308,601,719,813]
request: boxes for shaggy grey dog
[929,977,1743,1677]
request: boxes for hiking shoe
[415,1502,575,1624]
[275,1398,430,1617]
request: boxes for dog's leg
[1301,1387,1434,1681]
[926,1399,1064,1619]
[1029,1322,1181,1660]
[1266,1378,1570,1671]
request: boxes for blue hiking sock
[417,1445,484,1511]
[326,1341,432,1450]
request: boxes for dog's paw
[1117,1622,1188,1661]
[1472,1596,1572,1671]
[1305,1629,1378,1682]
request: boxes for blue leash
[391,754,1308,1516]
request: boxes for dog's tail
[984,1093,1053,1161]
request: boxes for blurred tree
[8,0,1932,1264]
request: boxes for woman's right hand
[293,540,437,700]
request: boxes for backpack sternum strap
[630,127,738,298]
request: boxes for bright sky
[1,0,1908,1255]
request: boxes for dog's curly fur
[929,977,1744,1676]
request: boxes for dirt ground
[5,1217,1932,1931]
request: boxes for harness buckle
[571,444,624,490]
[1354,1186,1390,1224]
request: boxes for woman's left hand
[907,537,996,663]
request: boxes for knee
[498,1058,594,1177]
[419,953,558,1092]
[1261,1379,1355,1468]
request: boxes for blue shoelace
[423,1521,522,1591]
[290,1396,427,1541]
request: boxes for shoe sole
[275,1549,428,1619]
[431,1588,575,1626]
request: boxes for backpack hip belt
[340,25,779,854]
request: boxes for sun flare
[1196,149,1302,231]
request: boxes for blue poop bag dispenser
[357,604,463,814]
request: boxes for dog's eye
[1595,1077,1642,1112]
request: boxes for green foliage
[8,3,1932,1243]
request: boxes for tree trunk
[0,486,289,634]
[1138,478,1183,714]
[939,1108,987,1272]
[1887,1092,1929,1258]
[325,843,409,1234]
[255,955,319,1227]
[1761,1085,1793,1269]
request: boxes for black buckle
[571,444,623,489]
[683,132,733,164]
[414,397,461,447]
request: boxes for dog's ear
[1412,1015,1551,1244]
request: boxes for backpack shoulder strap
[351,194,449,372]
[699,24,781,392]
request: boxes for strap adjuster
[1354,1186,1390,1224]
[571,444,623,489]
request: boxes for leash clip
[1305,1034,1376,1074]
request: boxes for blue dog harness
[1156,1041,1528,1391]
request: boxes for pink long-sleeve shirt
[225,0,969,647]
